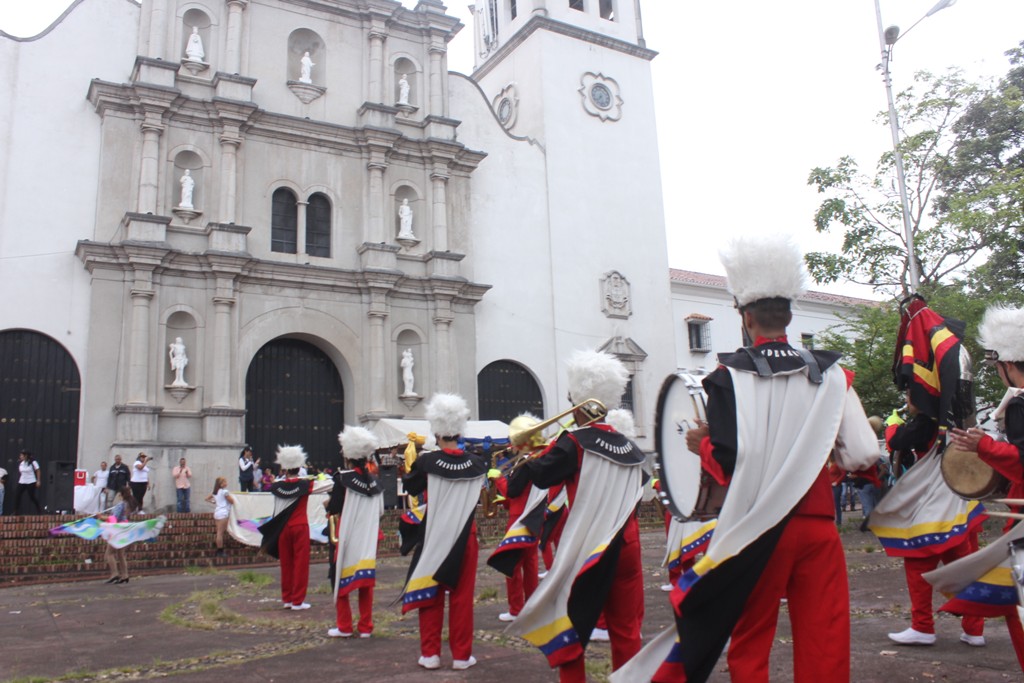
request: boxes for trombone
[497,399,608,477]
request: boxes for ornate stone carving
[491,83,519,130]
[601,271,632,319]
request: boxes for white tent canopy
[370,418,509,450]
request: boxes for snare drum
[654,372,727,521]
[940,444,1010,500]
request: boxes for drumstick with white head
[995,499,1024,507]
[987,510,1024,521]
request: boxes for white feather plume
[979,305,1024,362]
[276,444,307,470]
[605,408,636,439]
[719,234,808,307]
[338,425,379,461]
[566,349,628,410]
[425,393,470,438]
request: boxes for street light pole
[874,0,920,293]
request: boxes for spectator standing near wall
[238,447,258,492]
[92,462,111,509]
[130,453,152,512]
[15,451,42,515]
[172,457,192,513]
[107,455,130,504]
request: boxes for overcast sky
[3,0,1022,297]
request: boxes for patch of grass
[863,545,876,553]
[237,570,272,587]
[584,656,612,682]
[184,564,219,576]
[476,587,499,601]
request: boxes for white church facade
[0,0,860,512]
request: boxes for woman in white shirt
[130,453,152,512]
[205,477,236,558]
[15,450,42,515]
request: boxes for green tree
[806,69,989,297]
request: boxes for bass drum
[940,444,1010,500]
[653,372,726,521]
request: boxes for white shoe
[453,656,477,671]
[960,632,986,647]
[660,584,673,592]
[888,627,936,645]
[359,632,372,639]
[498,611,517,622]
[591,627,610,642]
[538,571,548,579]
[418,655,441,670]
[291,602,311,611]
[327,628,352,638]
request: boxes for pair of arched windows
[271,189,331,257]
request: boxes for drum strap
[742,347,773,378]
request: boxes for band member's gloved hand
[884,409,904,427]
[487,468,501,480]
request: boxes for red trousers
[278,523,310,606]
[728,516,850,683]
[506,545,539,615]
[336,586,374,635]
[419,532,478,660]
[559,527,644,683]
[903,539,983,636]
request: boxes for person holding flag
[614,234,879,683]
[326,425,384,639]
[870,294,987,647]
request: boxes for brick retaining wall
[0,501,666,586]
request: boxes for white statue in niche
[169,337,189,387]
[299,51,314,84]
[398,74,410,105]
[398,199,414,238]
[185,26,205,62]
[179,169,195,209]
[401,348,416,396]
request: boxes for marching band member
[488,414,545,623]
[505,350,646,683]
[614,234,879,683]
[879,397,985,646]
[933,304,1024,668]
[401,393,487,671]
[326,426,384,639]
[259,445,332,611]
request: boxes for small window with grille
[685,316,712,353]
[801,333,814,350]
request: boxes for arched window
[477,360,543,424]
[271,188,297,254]
[306,193,331,257]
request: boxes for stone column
[218,125,242,224]
[296,199,308,255]
[224,0,249,75]
[138,114,164,214]
[432,310,453,393]
[368,292,389,413]
[127,273,155,404]
[148,0,168,59]
[428,47,444,116]
[367,157,387,243]
[211,279,236,407]
[368,31,386,104]
[430,169,449,252]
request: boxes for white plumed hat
[605,408,637,439]
[425,393,470,438]
[338,426,379,461]
[719,234,808,307]
[979,305,1024,363]
[566,349,628,410]
[276,444,307,470]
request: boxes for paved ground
[1,512,1021,682]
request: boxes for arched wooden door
[245,339,344,473]
[477,360,543,424]
[0,330,81,514]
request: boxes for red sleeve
[699,436,729,485]
[495,477,509,497]
[977,435,1024,484]
[843,367,855,388]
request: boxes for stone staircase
[0,502,665,585]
